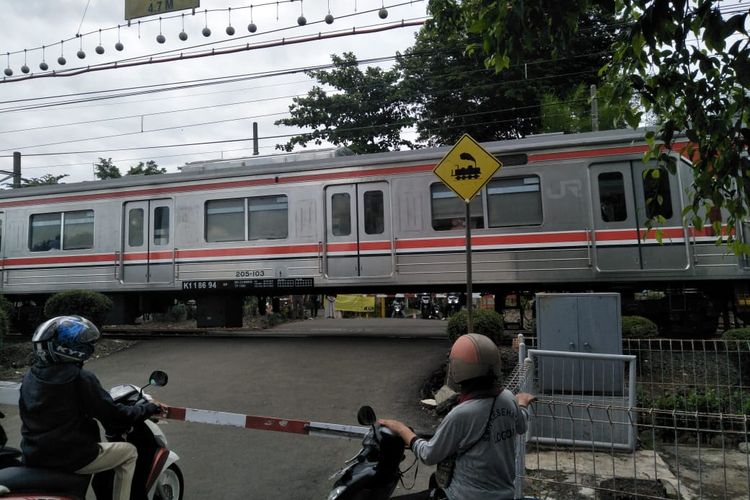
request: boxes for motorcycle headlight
[327,486,347,500]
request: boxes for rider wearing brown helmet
[380,333,535,500]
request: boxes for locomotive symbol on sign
[451,152,481,180]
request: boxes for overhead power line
[0,96,591,159]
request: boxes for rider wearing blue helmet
[19,316,164,500]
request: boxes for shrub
[44,290,113,328]
[0,308,8,348]
[263,312,286,328]
[0,295,13,319]
[446,309,505,344]
[722,328,750,341]
[166,303,188,322]
[622,316,659,338]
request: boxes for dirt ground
[0,338,137,381]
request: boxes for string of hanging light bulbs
[2,0,407,77]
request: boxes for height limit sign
[433,134,502,203]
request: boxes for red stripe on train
[0,164,435,209]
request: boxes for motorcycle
[445,294,461,318]
[0,370,182,500]
[391,301,405,318]
[327,406,433,500]
[420,295,431,319]
[431,302,443,321]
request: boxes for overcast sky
[0,0,428,184]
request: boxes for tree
[540,83,624,134]
[275,52,416,154]
[397,0,617,146]
[456,0,750,252]
[94,157,122,179]
[18,174,68,187]
[127,160,166,176]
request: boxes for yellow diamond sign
[433,134,502,202]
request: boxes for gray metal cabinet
[535,293,622,393]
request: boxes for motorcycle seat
[0,466,90,496]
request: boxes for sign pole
[432,133,503,337]
[465,201,473,333]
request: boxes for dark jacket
[19,363,159,472]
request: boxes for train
[0,128,747,333]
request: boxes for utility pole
[590,84,599,132]
[0,152,22,188]
[253,122,259,155]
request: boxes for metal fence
[509,335,750,499]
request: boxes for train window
[598,172,627,222]
[128,209,144,247]
[63,210,94,250]
[363,190,384,235]
[206,199,245,242]
[332,193,351,236]
[30,213,62,251]
[248,195,288,240]
[153,207,170,246]
[643,168,673,219]
[487,176,542,227]
[430,184,484,231]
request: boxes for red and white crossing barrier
[0,382,368,440]
[165,406,369,439]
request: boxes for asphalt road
[1,322,451,499]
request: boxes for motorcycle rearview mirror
[357,406,376,426]
[138,370,169,400]
[149,370,169,387]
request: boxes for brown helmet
[449,333,501,383]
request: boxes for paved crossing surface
[1,330,450,499]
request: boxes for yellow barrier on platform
[335,294,376,312]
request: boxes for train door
[589,163,641,271]
[121,199,174,284]
[590,162,688,272]
[324,182,392,278]
[630,162,688,270]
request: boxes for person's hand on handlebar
[147,400,169,419]
[378,418,417,448]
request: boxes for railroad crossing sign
[433,134,503,202]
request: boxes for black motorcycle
[327,406,434,500]
[391,300,406,318]
[420,295,431,319]
[445,294,461,318]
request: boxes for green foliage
[17,174,68,188]
[263,312,286,328]
[446,309,505,344]
[43,290,113,328]
[94,157,122,179]
[275,52,416,153]
[541,83,630,134]
[127,160,166,176]
[640,388,750,416]
[0,308,8,349]
[622,315,659,338]
[399,0,617,145]
[166,303,188,322]
[0,295,13,319]
[722,328,750,341]
[457,0,750,253]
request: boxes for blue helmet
[32,316,101,364]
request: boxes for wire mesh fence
[508,336,750,499]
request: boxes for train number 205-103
[236,270,265,278]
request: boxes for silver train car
[0,128,746,330]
